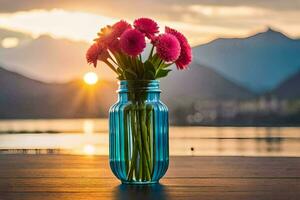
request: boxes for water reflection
[216,128,224,152]
[0,119,299,156]
[83,144,96,155]
[0,148,61,154]
[113,184,168,200]
[255,127,283,153]
[83,120,94,135]
[185,126,298,156]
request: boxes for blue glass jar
[109,80,169,184]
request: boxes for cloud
[162,0,300,11]
[185,5,269,17]
[0,1,300,46]
[0,9,117,42]
[1,0,300,15]
[0,9,255,46]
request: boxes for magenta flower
[95,25,115,46]
[95,20,131,48]
[112,20,132,38]
[165,26,192,69]
[120,29,146,56]
[109,39,121,53]
[134,18,159,39]
[156,33,181,62]
[86,43,109,67]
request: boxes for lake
[0,119,299,156]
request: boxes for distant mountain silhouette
[1,27,300,120]
[0,28,32,43]
[193,27,300,93]
[0,63,255,119]
[161,62,254,104]
[273,69,300,99]
[0,34,91,82]
[0,67,117,118]
[0,30,117,82]
[1,27,300,93]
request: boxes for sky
[0,0,300,46]
[0,0,300,83]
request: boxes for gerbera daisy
[120,29,146,56]
[86,43,109,67]
[95,20,131,48]
[155,33,181,62]
[165,26,192,69]
[134,18,159,39]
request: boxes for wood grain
[0,155,299,200]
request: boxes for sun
[83,72,98,85]
[83,144,96,155]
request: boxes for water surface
[0,119,299,156]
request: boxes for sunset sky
[0,0,300,83]
[0,0,300,46]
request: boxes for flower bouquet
[86,18,192,184]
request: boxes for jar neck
[117,80,161,102]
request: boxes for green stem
[104,60,118,74]
[137,102,151,181]
[148,45,155,60]
[127,107,138,180]
[146,105,153,173]
[136,105,144,180]
[109,56,120,67]
[124,108,129,174]
[126,95,153,182]
[134,57,140,78]
[114,53,126,69]
[163,62,174,68]
[140,104,151,169]
[127,139,138,180]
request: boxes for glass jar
[109,80,169,184]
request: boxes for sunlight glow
[0,8,242,45]
[83,72,98,85]
[1,37,19,48]
[0,9,116,42]
[83,120,94,135]
[0,8,299,46]
[187,5,268,17]
[83,144,96,155]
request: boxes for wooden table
[0,155,299,200]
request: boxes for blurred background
[0,0,299,156]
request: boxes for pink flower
[120,29,146,56]
[95,20,131,48]
[109,39,121,53]
[156,33,181,62]
[95,25,115,45]
[150,35,158,44]
[134,18,159,39]
[165,26,192,69]
[112,20,132,38]
[86,43,109,67]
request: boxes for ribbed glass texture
[109,80,169,184]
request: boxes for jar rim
[118,80,160,93]
[118,80,160,84]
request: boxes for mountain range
[0,62,255,118]
[1,27,300,93]
[0,31,115,82]
[161,62,254,104]
[0,61,299,119]
[273,69,300,99]
[193,28,300,92]
[0,27,300,118]
[0,67,116,118]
